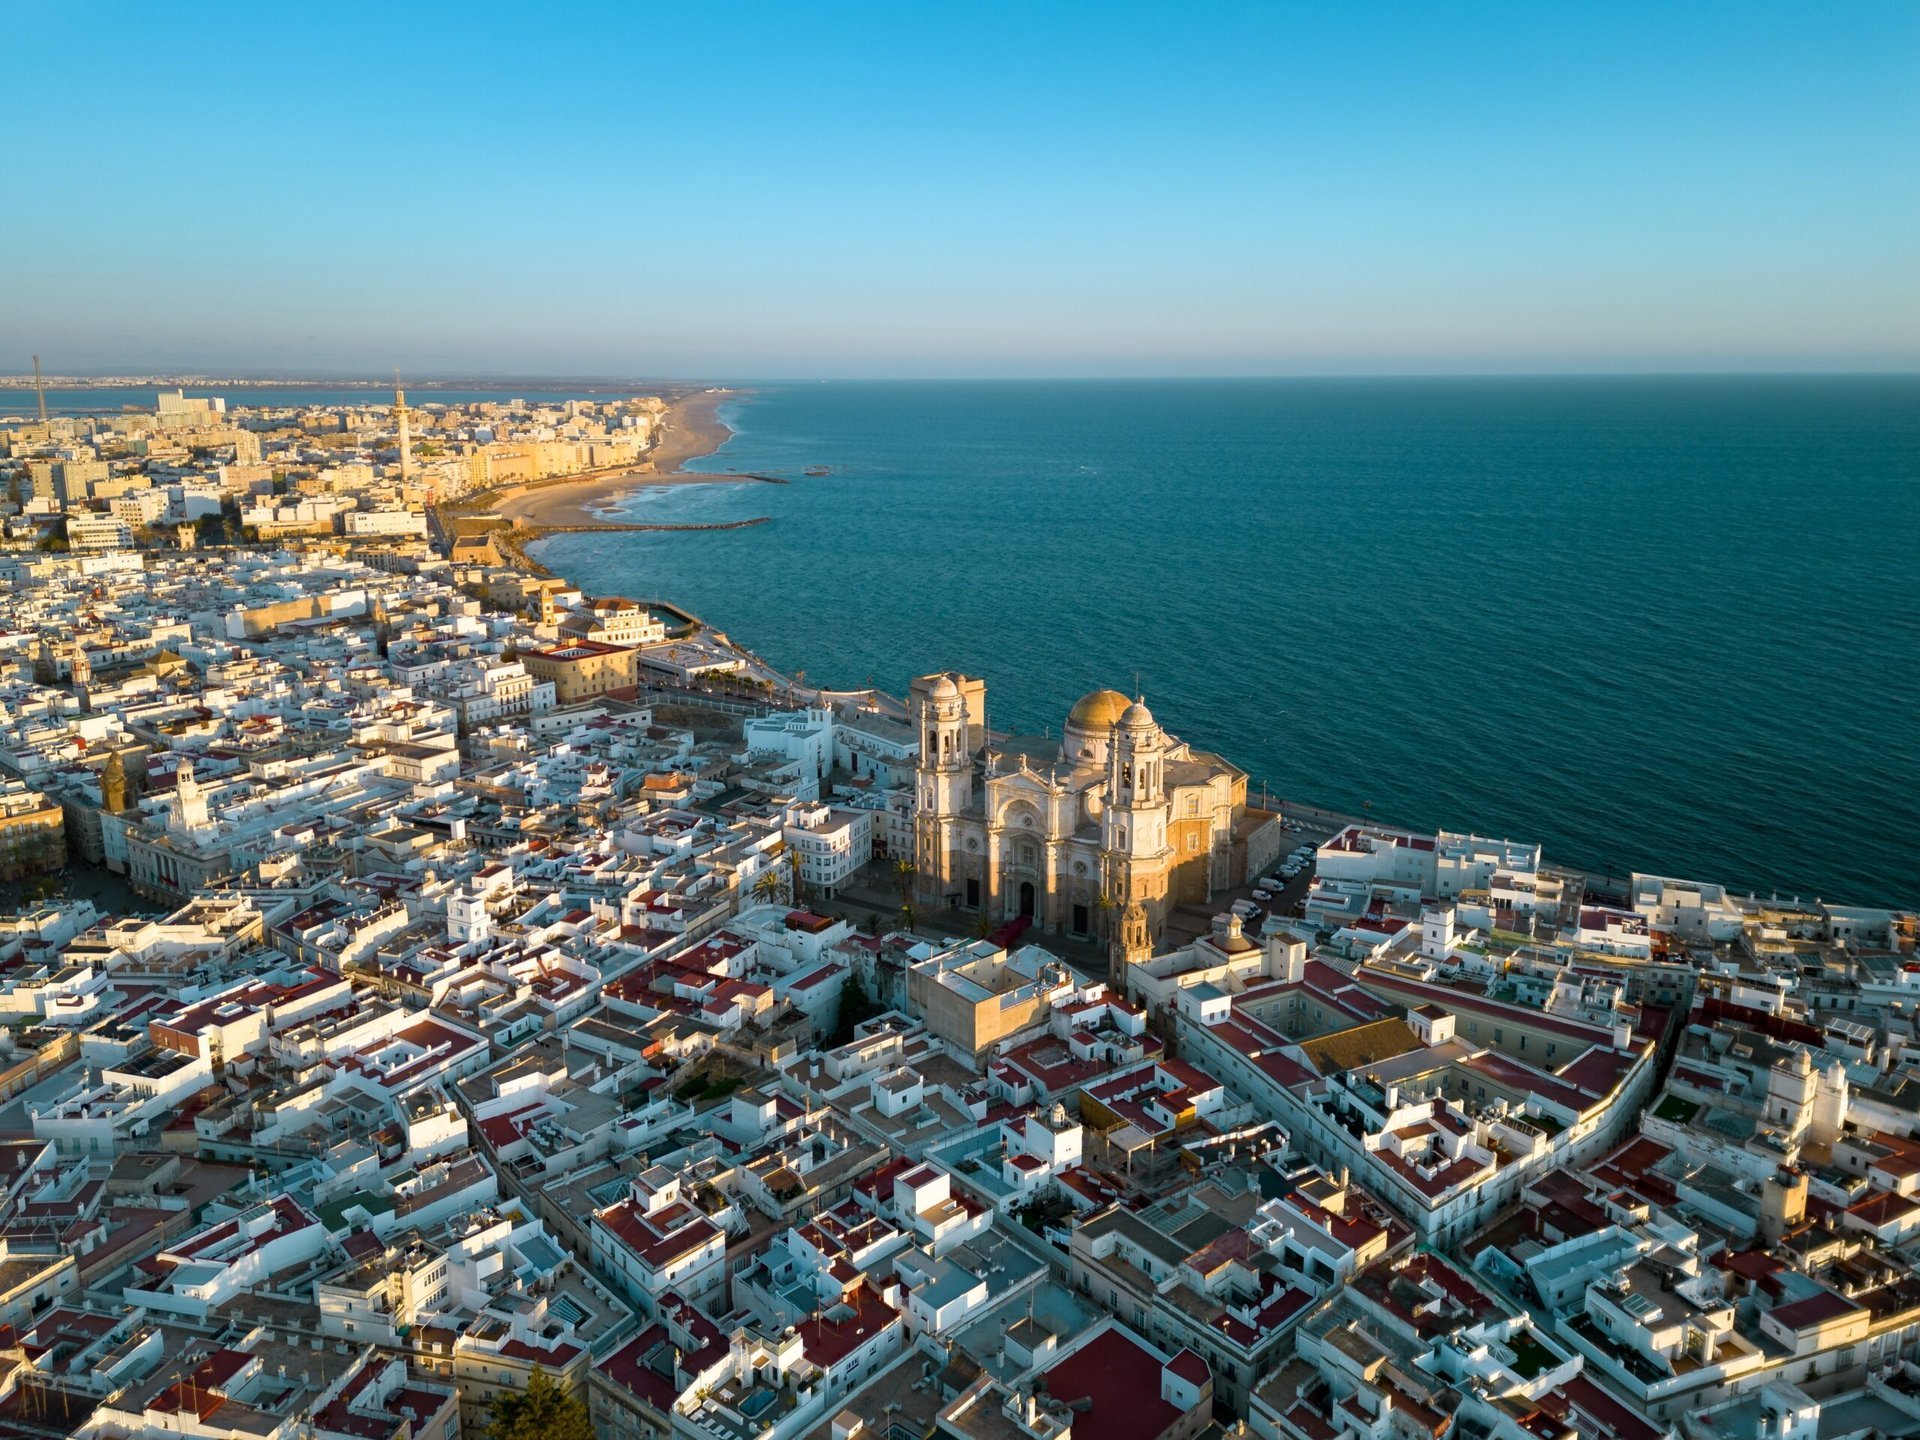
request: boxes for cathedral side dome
[1120,699,1154,730]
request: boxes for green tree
[835,967,880,1043]
[752,868,786,906]
[487,1368,592,1440]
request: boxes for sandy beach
[492,388,751,527]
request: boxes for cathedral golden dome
[1066,689,1131,731]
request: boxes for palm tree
[892,856,915,899]
[972,911,998,940]
[898,900,919,932]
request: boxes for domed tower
[101,750,129,814]
[1103,698,1171,983]
[913,673,972,904]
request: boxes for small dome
[1066,689,1130,731]
[1120,699,1154,730]
[929,674,960,700]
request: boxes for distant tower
[913,674,972,906]
[32,355,48,424]
[69,644,91,697]
[170,758,210,834]
[537,585,555,627]
[101,750,129,814]
[394,376,414,483]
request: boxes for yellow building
[0,784,64,880]
[521,641,638,703]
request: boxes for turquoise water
[556,380,1907,904]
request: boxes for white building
[784,804,872,899]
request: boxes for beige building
[521,640,638,704]
[907,940,1079,1062]
[912,677,1279,981]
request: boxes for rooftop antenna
[32,355,48,423]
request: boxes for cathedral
[910,675,1275,980]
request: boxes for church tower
[1103,699,1171,983]
[70,645,91,708]
[913,674,971,904]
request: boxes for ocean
[535,377,1920,908]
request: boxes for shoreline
[492,389,754,528]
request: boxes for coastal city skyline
[2,6,1918,1440]
[0,376,1916,1440]
[6,2,1918,378]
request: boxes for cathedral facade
[909,675,1274,979]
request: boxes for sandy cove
[491,388,757,528]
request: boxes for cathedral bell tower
[1102,699,1170,984]
[913,674,971,905]
[1102,698,1167,858]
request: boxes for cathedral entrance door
[1018,881,1037,920]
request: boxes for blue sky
[5,1,1916,378]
